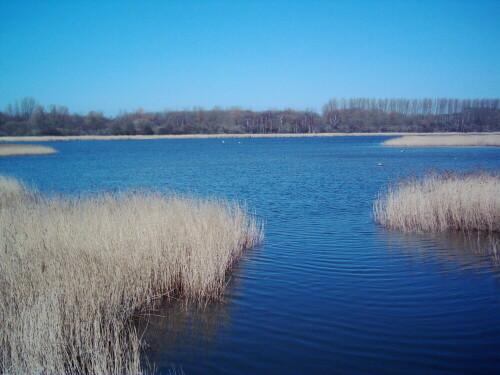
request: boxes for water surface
[2,136,499,374]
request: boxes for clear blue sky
[1,0,499,115]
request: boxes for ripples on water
[1,137,499,374]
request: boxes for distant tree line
[1,97,498,136]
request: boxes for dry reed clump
[0,143,57,156]
[0,176,263,375]
[383,134,500,147]
[374,171,500,233]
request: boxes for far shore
[1,132,499,142]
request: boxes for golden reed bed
[0,176,263,375]
[383,134,500,147]
[1,132,498,142]
[0,143,57,156]
[374,171,499,233]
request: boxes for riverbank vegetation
[1,97,498,136]
[383,134,500,147]
[374,171,499,233]
[0,176,263,375]
[0,143,57,156]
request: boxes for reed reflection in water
[381,229,499,271]
[139,299,232,371]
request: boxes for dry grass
[383,134,500,147]
[0,143,57,156]
[0,176,263,375]
[2,132,498,142]
[374,171,500,233]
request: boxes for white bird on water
[377,163,384,166]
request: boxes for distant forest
[1,97,499,136]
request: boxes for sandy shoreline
[1,132,498,142]
[383,134,500,147]
[0,144,58,156]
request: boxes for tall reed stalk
[0,176,263,374]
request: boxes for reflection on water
[139,300,231,370]
[137,257,252,372]
[382,229,499,270]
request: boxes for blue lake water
[1,136,499,375]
